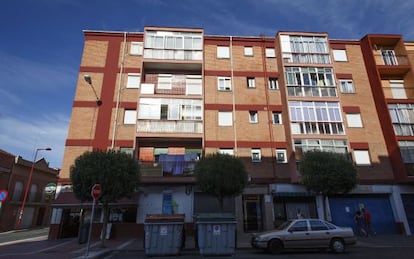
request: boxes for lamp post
[84,74,102,106]
[16,147,52,229]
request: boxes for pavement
[0,229,413,258]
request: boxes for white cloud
[0,112,69,169]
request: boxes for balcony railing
[137,120,203,134]
[144,49,202,61]
[374,54,409,66]
[139,154,198,177]
[287,86,337,97]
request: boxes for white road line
[0,235,47,247]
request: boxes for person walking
[361,208,376,236]
[354,210,367,237]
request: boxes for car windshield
[276,220,293,230]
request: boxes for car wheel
[330,238,345,253]
[268,239,283,254]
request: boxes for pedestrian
[297,209,304,219]
[354,210,367,237]
[361,208,376,236]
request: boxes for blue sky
[1,0,414,168]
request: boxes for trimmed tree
[299,150,357,219]
[70,150,140,247]
[194,153,248,210]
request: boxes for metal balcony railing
[287,86,337,97]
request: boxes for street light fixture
[16,147,52,229]
[84,74,102,106]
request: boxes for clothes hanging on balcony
[158,154,198,175]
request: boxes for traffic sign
[0,190,8,202]
[91,184,101,200]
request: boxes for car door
[284,220,310,249]
[308,219,332,248]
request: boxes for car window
[325,222,337,230]
[288,220,308,232]
[310,220,329,231]
[277,220,293,230]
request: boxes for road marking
[0,235,47,247]
[115,239,137,250]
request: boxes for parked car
[251,219,356,254]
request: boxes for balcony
[137,120,203,134]
[287,86,337,97]
[374,53,411,77]
[140,154,198,177]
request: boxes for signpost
[86,184,101,257]
[0,190,8,213]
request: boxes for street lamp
[16,147,52,229]
[84,74,102,106]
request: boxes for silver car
[251,219,357,254]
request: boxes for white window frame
[353,150,371,165]
[158,74,173,89]
[247,77,256,88]
[126,73,141,89]
[218,111,233,126]
[130,42,143,55]
[249,111,258,123]
[265,48,276,58]
[272,112,282,124]
[333,49,348,62]
[339,79,355,93]
[276,149,288,163]
[219,149,234,156]
[251,149,261,162]
[217,46,230,58]
[346,113,363,128]
[268,78,279,90]
[217,77,232,91]
[124,110,137,125]
[244,46,253,56]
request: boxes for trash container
[144,214,185,256]
[195,213,236,256]
[78,223,90,244]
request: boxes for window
[218,77,232,91]
[219,149,234,156]
[399,141,414,163]
[218,111,233,126]
[247,77,256,88]
[217,46,230,58]
[382,50,397,65]
[130,42,143,55]
[158,74,172,89]
[353,150,371,165]
[390,80,406,99]
[276,149,287,163]
[346,113,363,128]
[244,46,253,56]
[272,112,282,124]
[289,220,308,232]
[12,181,23,201]
[29,184,38,202]
[120,147,134,157]
[126,73,141,88]
[268,78,279,90]
[339,80,355,93]
[389,103,414,136]
[186,75,202,95]
[251,149,261,162]
[294,139,349,161]
[265,48,276,58]
[310,220,329,231]
[124,110,137,124]
[333,49,348,62]
[249,111,258,123]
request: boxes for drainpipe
[111,32,127,149]
[230,36,238,155]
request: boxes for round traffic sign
[45,183,57,194]
[0,190,8,202]
[91,184,101,200]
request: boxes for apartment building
[49,26,414,239]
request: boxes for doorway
[243,195,263,232]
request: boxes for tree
[194,153,248,210]
[70,150,140,247]
[299,150,357,219]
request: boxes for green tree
[299,150,357,218]
[70,150,140,247]
[194,153,248,210]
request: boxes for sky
[1,0,414,169]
